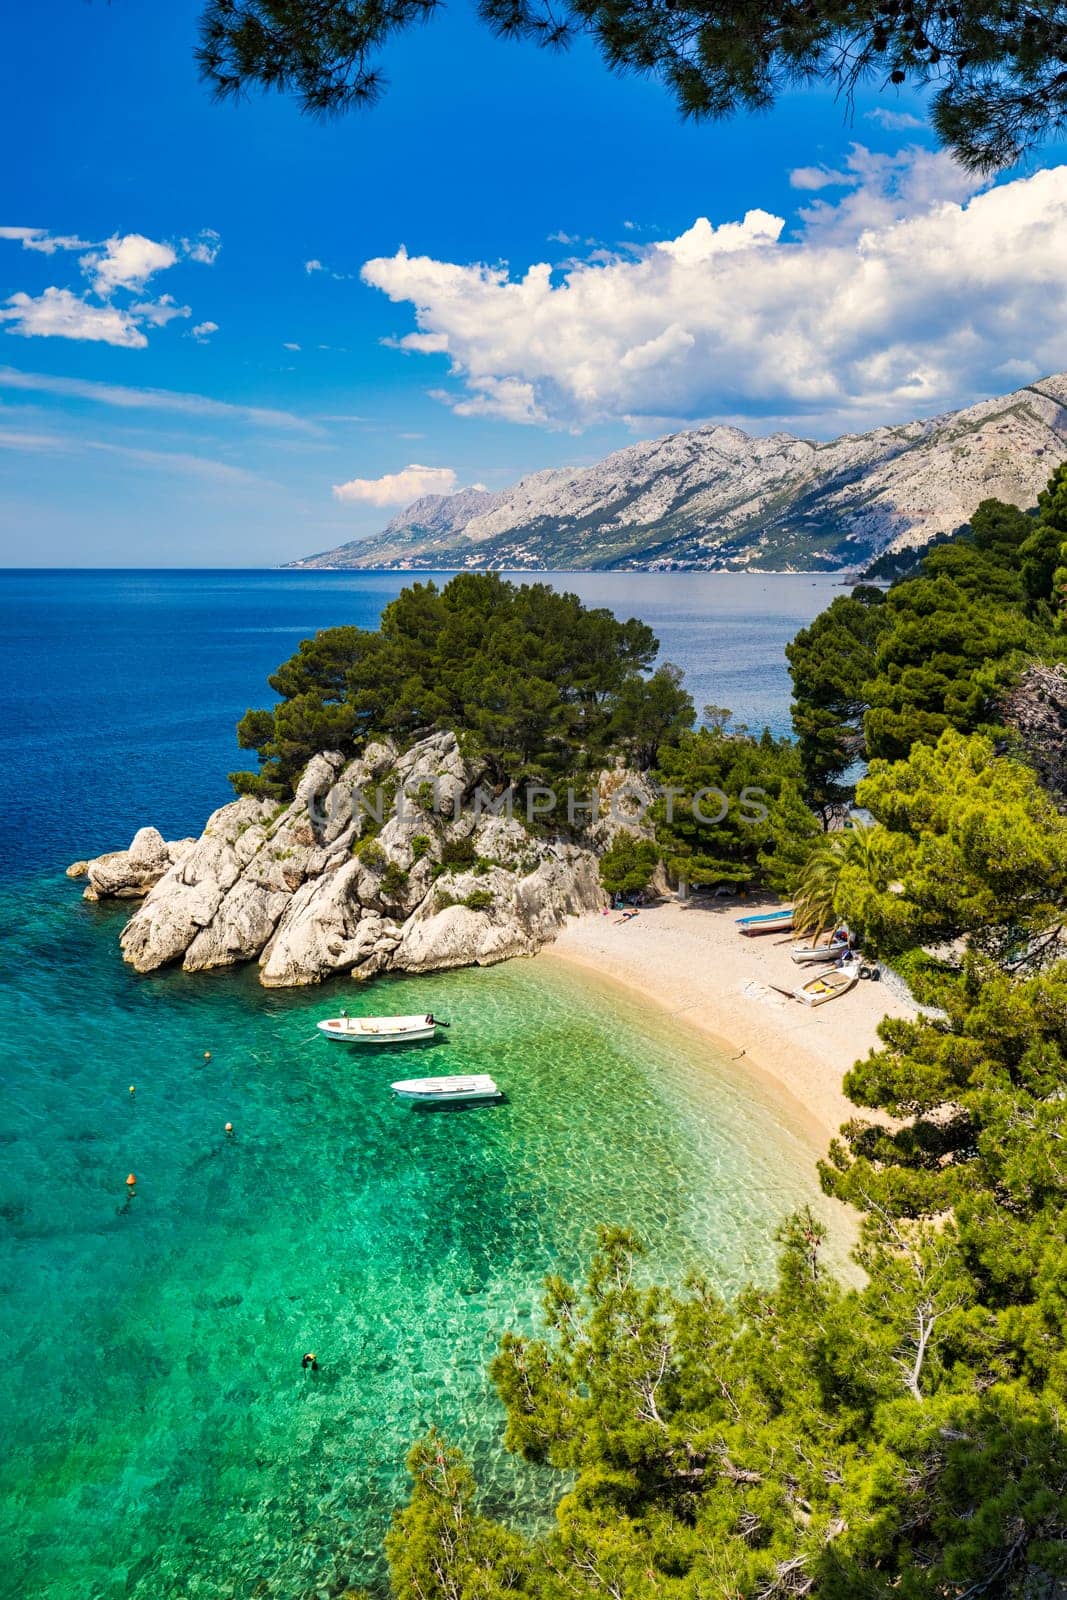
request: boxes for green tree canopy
[391,1216,1067,1600]
[786,584,888,817]
[598,833,659,898]
[862,567,1038,761]
[835,728,1067,961]
[1021,460,1067,611]
[232,572,693,797]
[197,0,1067,171]
[652,720,814,889]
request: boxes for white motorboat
[794,958,861,1007]
[790,940,849,965]
[391,1074,501,1104]
[736,908,794,936]
[317,1012,443,1044]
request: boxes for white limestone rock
[258,860,401,987]
[80,731,613,986]
[118,797,274,971]
[78,827,196,902]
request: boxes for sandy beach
[544,898,918,1144]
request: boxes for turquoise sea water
[1,570,845,1599]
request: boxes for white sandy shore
[543,898,918,1145]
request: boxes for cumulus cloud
[0,224,220,348]
[361,151,1067,432]
[189,320,219,343]
[332,463,459,506]
[0,289,148,347]
[81,233,177,295]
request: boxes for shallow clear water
[0,569,845,1599]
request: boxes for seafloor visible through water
[1,569,846,1599]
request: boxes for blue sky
[2,0,1067,565]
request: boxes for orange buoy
[125,1173,137,1188]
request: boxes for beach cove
[549,897,917,1144]
[3,569,867,1600]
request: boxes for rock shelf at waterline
[71,731,655,987]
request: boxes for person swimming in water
[302,1352,319,1372]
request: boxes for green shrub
[353,836,385,866]
[410,834,433,861]
[381,861,410,899]
[440,834,477,870]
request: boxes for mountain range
[288,375,1067,573]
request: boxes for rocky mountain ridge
[290,375,1067,573]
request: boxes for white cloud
[361,152,1067,432]
[0,226,93,254]
[865,108,926,132]
[81,233,177,295]
[0,289,148,347]
[789,165,853,191]
[182,229,221,265]
[0,223,221,349]
[131,295,192,327]
[189,320,219,343]
[332,462,459,506]
[0,366,316,431]
[283,341,301,351]
[304,256,352,281]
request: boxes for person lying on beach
[614,909,640,924]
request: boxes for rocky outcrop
[70,732,638,987]
[78,827,196,901]
[1002,662,1067,804]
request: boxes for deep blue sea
[0,569,842,1600]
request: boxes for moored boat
[790,939,849,965]
[794,958,861,1007]
[391,1074,501,1103]
[317,1012,442,1043]
[736,908,794,936]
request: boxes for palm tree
[794,822,880,939]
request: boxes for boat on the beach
[790,940,849,965]
[736,908,794,936]
[317,1013,443,1043]
[794,958,861,1007]
[391,1074,501,1103]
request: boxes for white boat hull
[790,942,848,965]
[392,1074,501,1104]
[736,910,794,936]
[794,962,861,1007]
[318,1014,438,1044]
